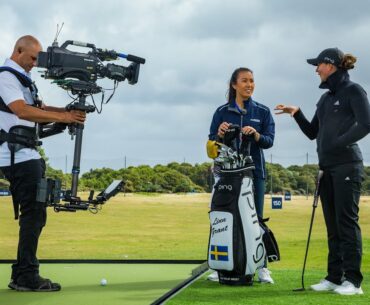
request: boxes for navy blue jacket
[209,98,275,179]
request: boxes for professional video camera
[37,40,145,94]
[35,37,145,213]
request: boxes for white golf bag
[207,125,280,285]
[208,166,265,285]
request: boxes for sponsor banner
[284,191,291,201]
[0,190,11,196]
[272,197,283,209]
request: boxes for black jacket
[294,70,370,167]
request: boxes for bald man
[0,35,85,292]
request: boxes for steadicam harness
[0,67,42,220]
[0,66,42,166]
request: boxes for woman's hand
[217,122,231,138]
[242,126,256,135]
[242,126,260,141]
[274,104,300,116]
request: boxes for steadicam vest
[0,67,41,163]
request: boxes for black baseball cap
[307,48,344,67]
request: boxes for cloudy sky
[1,0,370,172]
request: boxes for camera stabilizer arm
[37,178,124,213]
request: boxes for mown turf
[0,264,197,305]
[0,193,211,259]
[1,193,369,305]
[0,194,369,263]
[167,269,370,305]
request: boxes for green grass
[1,193,370,304]
[167,270,370,305]
[0,263,197,305]
[0,193,211,259]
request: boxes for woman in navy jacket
[208,67,275,283]
[209,67,275,218]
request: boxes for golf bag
[208,166,265,285]
[207,125,279,285]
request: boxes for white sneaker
[334,280,364,295]
[310,279,339,291]
[258,268,274,284]
[207,271,219,282]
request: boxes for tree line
[1,157,369,195]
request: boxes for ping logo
[218,184,232,191]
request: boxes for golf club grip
[313,170,324,207]
[246,141,251,156]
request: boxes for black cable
[103,80,118,105]
[90,94,103,114]
[91,80,118,114]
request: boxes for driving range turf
[1,193,369,304]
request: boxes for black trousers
[320,162,364,287]
[0,158,46,283]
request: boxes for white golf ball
[100,278,107,286]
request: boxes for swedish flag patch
[210,245,229,261]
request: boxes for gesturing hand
[274,104,300,116]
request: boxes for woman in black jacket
[275,47,370,295]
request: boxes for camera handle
[59,40,146,65]
[61,40,96,51]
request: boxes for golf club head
[293,287,305,292]
[240,133,253,157]
[223,124,240,148]
[218,143,231,152]
[244,156,253,165]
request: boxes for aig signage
[272,197,283,209]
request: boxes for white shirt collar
[3,58,32,79]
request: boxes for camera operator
[0,35,85,292]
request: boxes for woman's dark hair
[227,67,253,103]
[340,54,357,70]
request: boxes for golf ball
[100,278,107,286]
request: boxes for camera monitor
[96,180,124,203]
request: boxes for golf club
[293,169,324,292]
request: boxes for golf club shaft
[300,205,317,289]
[297,170,324,290]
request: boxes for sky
[1,0,370,173]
